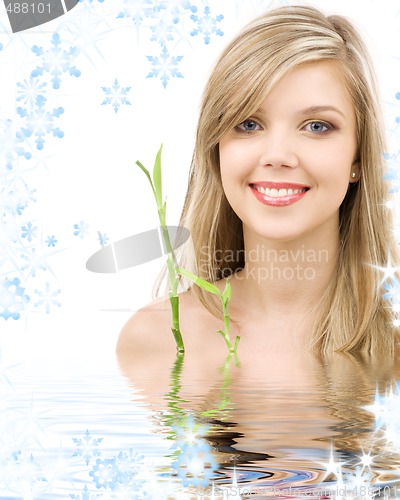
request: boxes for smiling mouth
[249,183,310,206]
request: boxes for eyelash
[235,119,334,134]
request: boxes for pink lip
[249,183,310,207]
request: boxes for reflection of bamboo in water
[161,352,272,467]
[162,353,189,439]
[200,352,238,422]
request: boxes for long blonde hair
[160,5,399,355]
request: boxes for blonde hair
[160,5,399,355]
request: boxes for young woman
[117,5,400,359]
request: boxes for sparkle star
[370,253,400,286]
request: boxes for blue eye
[236,119,261,132]
[304,121,332,133]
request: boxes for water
[1,315,400,499]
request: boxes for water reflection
[117,344,400,497]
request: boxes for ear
[349,161,360,183]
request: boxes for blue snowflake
[101,79,132,113]
[117,0,197,42]
[0,277,30,320]
[20,247,49,277]
[88,451,145,491]
[97,232,109,247]
[170,413,218,488]
[9,451,48,492]
[74,220,90,239]
[0,184,36,217]
[16,77,47,108]
[72,430,103,466]
[384,278,400,305]
[190,6,224,44]
[383,152,400,194]
[117,0,151,30]
[89,457,120,490]
[150,19,177,45]
[31,33,81,90]
[114,449,144,488]
[17,95,64,151]
[34,283,61,314]
[172,440,218,488]
[0,119,32,170]
[21,222,38,242]
[45,235,57,247]
[146,45,183,88]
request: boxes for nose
[258,130,299,169]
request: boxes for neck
[231,231,339,318]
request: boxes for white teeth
[254,185,308,197]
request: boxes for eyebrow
[297,105,346,118]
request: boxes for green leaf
[177,268,221,295]
[136,160,156,199]
[153,144,163,208]
[221,278,232,305]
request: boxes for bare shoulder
[116,295,176,357]
[116,287,222,359]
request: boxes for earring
[351,172,356,179]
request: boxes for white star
[370,253,400,286]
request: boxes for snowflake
[190,6,224,45]
[150,19,177,45]
[0,118,32,171]
[16,77,47,108]
[383,278,400,306]
[21,221,38,242]
[74,220,90,239]
[0,183,36,217]
[170,413,218,488]
[146,45,183,88]
[0,277,30,320]
[5,451,48,496]
[117,0,161,26]
[45,235,57,247]
[97,232,109,247]
[101,79,132,113]
[72,430,103,466]
[34,283,61,314]
[172,440,218,488]
[31,33,81,90]
[114,449,144,488]
[89,457,120,490]
[88,451,146,492]
[383,152,400,194]
[17,95,64,151]
[20,246,49,278]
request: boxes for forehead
[259,61,355,116]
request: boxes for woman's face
[218,61,359,244]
